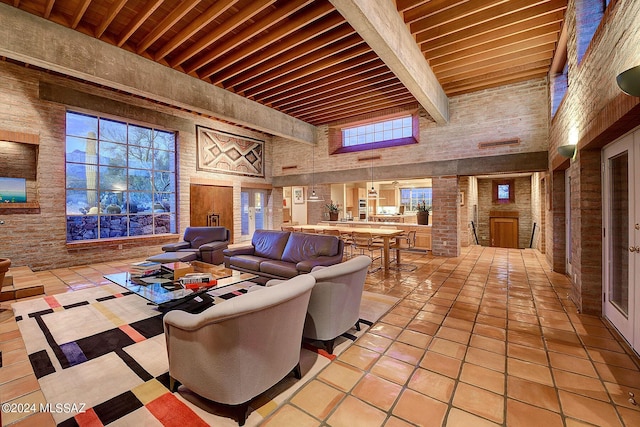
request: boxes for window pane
[154,213,174,234]
[154,131,175,151]
[99,119,127,143]
[128,168,153,191]
[129,214,154,236]
[129,192,153,213]
[154,171,175,193]
[154,149,175,172]
[128,145,153,169]
[498,184,510,199]
[67,216,98,241]
[99,141,127,167]
[66,163,91,189]
[67,112,97,138]
[66,136,98,163]
[129,125,153,148]
[99,166,127,190]
[100,215,128,238]
[66,190,98,214]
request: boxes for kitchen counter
[369,214,416,223]
[319,220,431,250]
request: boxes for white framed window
[343,116,413,147]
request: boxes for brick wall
[0,60,272,270]
[548,0,640,315]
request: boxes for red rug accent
[146,392,210,427]
[119,324,146,343]
[74,407,103,427]
[44,295,61,309]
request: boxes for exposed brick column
[550,169,567,274]
[431,176,460,257]
[575,149,603,315]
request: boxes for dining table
[296,224,405,272]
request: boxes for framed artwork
[293,187,304,204]
[0,177,27,203]
[196,126,264,177]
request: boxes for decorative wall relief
[197,126,264,177]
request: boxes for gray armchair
[267,255,371,354]
[162,226,230,264]
[163,274,316,426]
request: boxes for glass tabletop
[104,269,258,305]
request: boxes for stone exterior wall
[0,60,272,270]
[548,0,640,315]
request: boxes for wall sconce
[557,144,576,159]
[617,65,640,96]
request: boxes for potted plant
[325,201,340,221]
[416,201,431,225]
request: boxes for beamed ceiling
[2,0,567,126]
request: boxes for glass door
[603,129,639,353]
[240,189,266,242]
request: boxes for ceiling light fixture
[306,143,324,202]
[616,65,640,96]
[367,142,378,199]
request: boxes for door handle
[630,246,640,253]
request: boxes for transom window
[343,116,413,147]
[65,111,177,241]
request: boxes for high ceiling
[3,0,567,126]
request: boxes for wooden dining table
[297,225,405,272]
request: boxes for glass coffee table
[104,266,257,305]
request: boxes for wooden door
[490,217,519,248]
[190,184,234,240]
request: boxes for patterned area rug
[12,282,399,426]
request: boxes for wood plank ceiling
[3,0,567,126]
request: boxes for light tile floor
[1,247,640,426]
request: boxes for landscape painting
[0,177,27,203]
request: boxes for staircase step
[1,266,45,301]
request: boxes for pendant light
[367,141,378,199]
[307,143,324,202]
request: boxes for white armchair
[304,255,371,354]
[163,274,316,426]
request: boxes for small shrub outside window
[65,111,177,241]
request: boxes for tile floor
[1,246,640,426]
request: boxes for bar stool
[351,231,383,273]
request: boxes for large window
[65,111,177,241]
[400,187,432,212]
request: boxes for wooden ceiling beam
[200,6,339,81]
[436,50,553,80]
[397,0,431,14]
[295,86,412,117]
[254,52,380,102]
[416,0,567,44]
[439,58,551,86]
[284,80,405,116]
[154,0,240,61]
[222,27,358,91]
[306,100,419,125]
[430,33,559,68]
[403,0,480,25]
[135,0,199,54]
[43,0,55,19]
[423,18,561,60]
[409,0,510,34]
[268,65,392,109]
[168,0,276,66]
[238,41,369,98]
[180,0,313,75]
[117,0,164,47]
[71,0,91,29]
[95,0,127,38]
[300,93,415,124]
[444,65,549,95]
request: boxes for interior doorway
[603,127,639,354]
[240,189,267,242]
[189,184,234,241]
